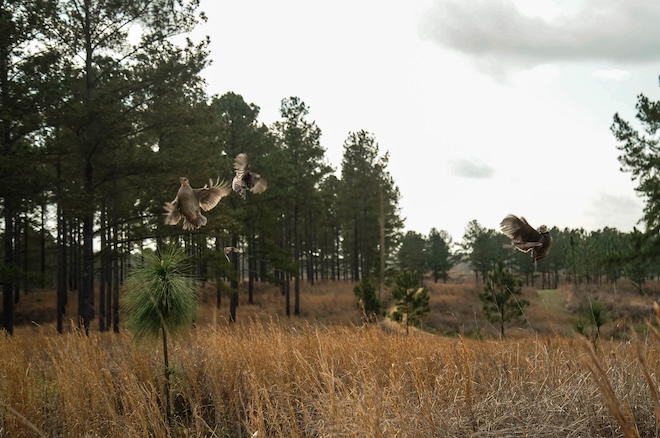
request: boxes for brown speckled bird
[163,177,230,230]
[232,153,267,199]
[500,214,552,265]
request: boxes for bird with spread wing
[232,153,267,199]
[163,177,230,230]
[500,214,552,266]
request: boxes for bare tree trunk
[99,201,107,331]
[306,210,314,284]
[378,184,385,300]
[57,207,67,334]
[1,16,15,334]
[13,212,21,304]
[112,221,120,333]
[229,233,239,323]
[248,231,255,304]
[3,198,14,335]
[353,215,359,281]
[259,231,267,282]
[294,206,300,316]
[40,202,46,289]
[81,206,94,335]
[284,213,291,317]
[214,237,222,309]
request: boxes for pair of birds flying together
[500,214,552,266]
[163,153,267,231]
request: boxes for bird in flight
[163,177,230,230]
[500,214,552,267]
[232,153,267,199]
[223,246,241,262]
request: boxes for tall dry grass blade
[459,340,477,434]
[631,328,660,429]
[0,400,48,438]
[648,302,660,343]
[580,336,641,438]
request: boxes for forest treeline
[1,2,659,335]
[398,222,660,291]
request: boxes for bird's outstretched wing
[195,178,230,211]
[223,246,241,262]
[234,153,248,176]
[163,198,182,226]
[500,214,542,243]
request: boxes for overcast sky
[190,0,660,243]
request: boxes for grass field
[2,272,660,437]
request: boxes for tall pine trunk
[248,231,255,304]
[80,157,95,334]
[294,205,300,316]
[229,233,239,323]
[2,198,14,334]
[56,159,67,334]
[352,214,359,281]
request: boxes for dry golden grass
[3,321,660,437]
[4,275,660,436]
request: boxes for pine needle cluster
[121,245,198,340]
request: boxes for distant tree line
[398,222,660,290]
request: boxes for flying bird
[223,246,241,262]
[232,153,267,199]
[163,177,230,230]
[500,214,552,265]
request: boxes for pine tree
[272,97,331,316]
[353,276,381,322]
[479,262,528,337]
[427,228,456,283]
[338,130,403,281]
[122,245,197,428]
[389,270,430,334]
[611,76,660,233]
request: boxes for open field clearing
[4,275,660,437]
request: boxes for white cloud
[591,69,630,81]
[448,158,495,179]
[420,0,660,76]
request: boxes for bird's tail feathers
[250,177,268,194]
[198,214,207,227]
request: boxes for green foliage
[479,262,529,337]
[571,299,611,345]
[398,230,428,273]
[353,277,381,322]
[611,77,660,233]
[461,220,508,283]
[571,318,588,336]
[122,245,198,341]
[389,270,430,334]
[586,299,610,340]
[339,130,403,280]
[427,228,456,283]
